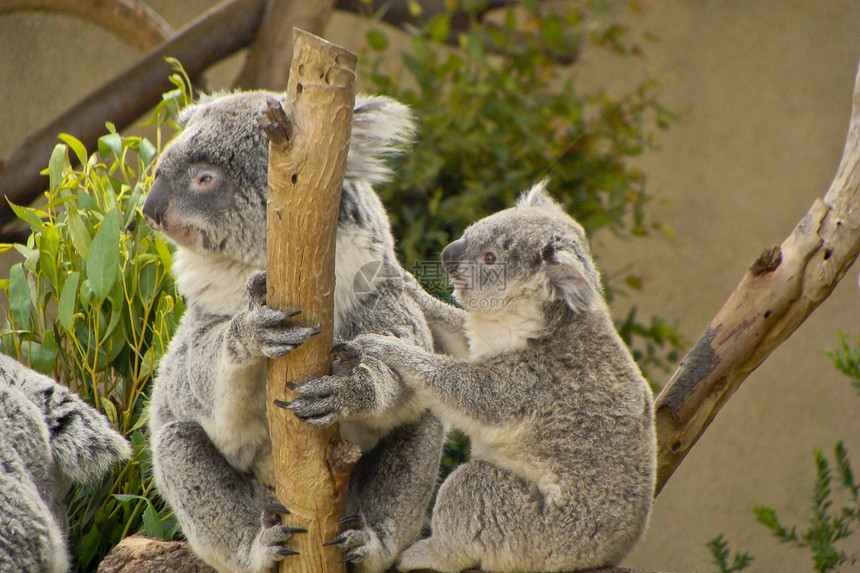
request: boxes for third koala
[338,181,657,572]
[0,354,131,573]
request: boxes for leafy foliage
[827,331,860,394]
[0,59,191,572]
[753,442,859,572]
[707,333,860,573]
[356,0,683,384]
[707,533,755,573]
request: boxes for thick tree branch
[263,28,358,573]
[233,0,336,90]
[0,0,173,51]
[99,536,666,572]
[0,0,266,237]
[653,58,860,495]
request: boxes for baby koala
[0,353,132,573]
[338,181,657,572]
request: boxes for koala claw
[340,552,360,563]
[323,534,348,547]
[338,513,361,527]
[254,504,304,566]
[266,503,290,515]
[259,323,321,359]
[324,525,383,566]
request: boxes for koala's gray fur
[0,353,132,573]
[342,181,657,572]
[143,92,444,573]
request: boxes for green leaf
[58,271,80,334]
[98,132,123,159]
[67,210,92,261]
[142,502,164,539]
[367,30,389,51]
[138,138,157,166]
[79,524,101,570]
[8,263,31,331]
[37,226,60,287]
[58,133,88,166]
[23,334,57,375]
[87,207,121,300]
[112,494,145,503]
[48,143,69,191]
[102,399,118,425]
[428,14,451,43]
[8,203,44,231]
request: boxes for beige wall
[2,2,860,571]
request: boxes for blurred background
[2,1,859,571]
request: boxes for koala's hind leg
[152,421,302,573]
[400,461,551,573]
[337,412,444,573]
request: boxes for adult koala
[143,91,444,573]
[0,354,131,573]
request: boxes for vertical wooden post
[262,29,357,573]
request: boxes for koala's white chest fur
[465,296,545,358]
[173,248,260,314]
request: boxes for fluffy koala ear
[543,243,602,313]
[517,179,565,213]
[347,95,417,184]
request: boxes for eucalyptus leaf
[58,272,81,333]
[87,208,121,300]
[8,263,31,331]
[67,210,92,261]
[58,133,88,166]
[142,502,164,539]
[102,399,118,425]
[8,203,44,231]
[98,132,122,159]
[139,138,157,165]
[48,143,69,191]
[79,525,101,570]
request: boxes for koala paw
[230,271,322,360]
[248,307,321,359]
[275,374,344,428]
[330,341,364,374]
[246,270,269,307]
[324,516,391,570]
[249,504,305,570]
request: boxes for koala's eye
[191,168,217,192]
[483,252,497,265]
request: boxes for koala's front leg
[351,334,538,426]
[277,341,410,429]
[207,271,320,471]
[226,271,321,361]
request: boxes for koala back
[0,355,131,573]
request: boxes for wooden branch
[262,29,358,573]
[0,0,266,236]
[96,536,215,573]
[0,0,173,51]
[97,537,669,573]
[233,0,336,91]
[653,58,860,495]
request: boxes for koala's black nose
[142,176,170,229]
[441,239,466,275]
